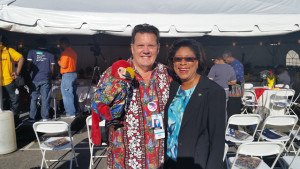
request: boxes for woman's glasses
[173,57,197,62]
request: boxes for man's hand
[11,72,17,79]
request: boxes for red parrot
[91,60,135,145]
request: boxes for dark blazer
[164,75,226,169]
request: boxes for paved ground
[0,112,107,169]
[1,108,299,169]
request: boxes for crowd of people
[0,23,295,169]
[0,35,79,127]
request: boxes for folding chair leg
[73,149,79,167]
[41,150,49,169]
[89,144,94,169]
[70,156,73,169]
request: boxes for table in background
[51,79,98,118]
[254,87,287,117]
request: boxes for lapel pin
[198,93,202,96]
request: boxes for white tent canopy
[1,0,300,37]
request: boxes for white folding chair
[225,114,261,144]
[241,88,261,114]
[257,115,298,152]
[287,126,300,154]
[270,89,295,115]
[33,121,78,169]
[288,92,300,115]
[228,142,285,169]
[280,144,300,169]
[86,115,107,169]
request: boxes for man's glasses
[173,57,197,62]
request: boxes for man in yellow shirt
[0,34,24,127]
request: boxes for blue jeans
[29,80,52,120]
[61,72,79,116]
[2,81,19,116]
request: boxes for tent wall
[1,29,300,72]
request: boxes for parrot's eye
[118,68,121,72]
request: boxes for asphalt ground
[0,112,107,169]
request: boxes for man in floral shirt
[223,50,244,119]
[94,24,172,169]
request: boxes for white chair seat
[244,102,259,106]
[226,131,254,143]
[274,101,289,107]
[41,137,72,150]
[228,157,271,169]
[281,156,300,169]
[260,134,290,142]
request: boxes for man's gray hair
[222,50,232,58]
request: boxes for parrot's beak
[124,67,135,80]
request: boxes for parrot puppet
[91,60,135,145]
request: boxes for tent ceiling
[1,0,300,37]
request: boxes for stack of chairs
[224,113,300,169]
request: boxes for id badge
[151,114,165,139]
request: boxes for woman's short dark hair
[167,39,207,74]
[131,24,160,44]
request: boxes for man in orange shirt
[58,37,78,117]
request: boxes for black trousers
[227,97,242,118]
[2,81,19,116]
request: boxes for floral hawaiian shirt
[96,60,172,169]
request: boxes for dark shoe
[27,118,36,123]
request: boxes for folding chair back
[230,142,285,169]
[225,114,261,143]
[227,114,261,126]
[258,115,298,151]
[271,89,295,105]
[33,121,78,169]
[263,115,298,126]
[244,83,254,90]
[241,90,260,114]
[242,90,256,102]
[34,121,69,133]
[86,115,106,169]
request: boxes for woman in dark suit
[164,39,226,169]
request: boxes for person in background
[92,24,172,169]
[27,38,55,122]
[208,56,236,120]
[164,39,225,169]
[223,50,244,118]
[276,64,291,87]
[58,37,78,118]
[0,34,24,127]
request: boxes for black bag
[14,75,25,87]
